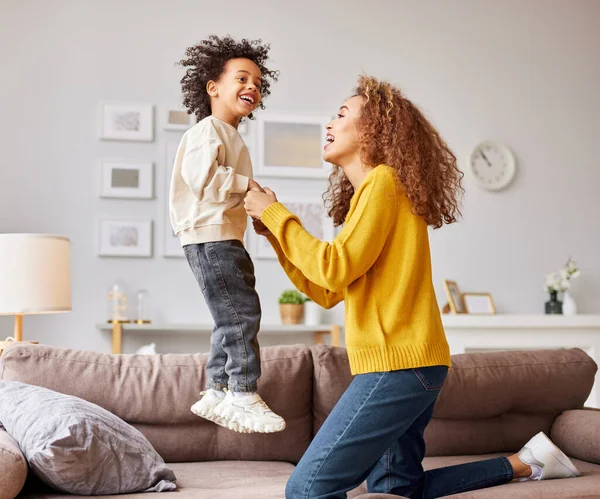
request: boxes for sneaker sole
[537,432,581,478]
[213,406,286,434]
[190,404,241,431]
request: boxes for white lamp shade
[0,234,71,315]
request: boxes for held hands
[244,179,278,221]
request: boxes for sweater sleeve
[267,235,344,309]
[261,169,398,293]
[181,139,249,203]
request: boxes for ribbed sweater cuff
[261,202,292,234]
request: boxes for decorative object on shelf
[0,234,71,343]
[135,289,151,324]
[107,282,129,323]
[135,342,157,355]
[463,293,496,315]
[256,114,331,178]
[278,289,307,324]
[545,258,580,315]
[251,198,335,259]
[98,102,154,142]
[468,141,516,191]
[98,218,153,258]
[304,298,322,326]
[442,279,466,314]
[163,142,185,258]
[100,160,154,199]
[545,291,563,315]
[161,105,196,131]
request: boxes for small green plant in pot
[278,289,307,324]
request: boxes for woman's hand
[252,218,272,237]
[244,187,278,219]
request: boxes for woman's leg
[285,368,443,499]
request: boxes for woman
[244,75,580,498]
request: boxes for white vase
[304,301,322,326]
[562,290,577,316]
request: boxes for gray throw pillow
[0,380,176,494]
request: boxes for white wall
[1,0,599,353]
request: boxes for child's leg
[193,240,262,393]
[183,244,229,391]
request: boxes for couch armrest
[551,409,600,464]
[0,429,28,499]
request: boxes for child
[169,35,284,433]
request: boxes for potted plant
[278,289,307,324]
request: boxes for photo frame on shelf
[443,279,467,314]
[98,218,153,258]
[98,102,154,142]
[163,142,185,258]
[250,197,335,259]
[161,105,196,131]
[256,114,331,178]
[99,160,154,199]
[463,293,497,315]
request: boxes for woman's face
[323,95,365,166]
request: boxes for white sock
[232,391,256,398]
[527,465,543,481]
[208,389,225,399]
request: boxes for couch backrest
[311,345,598,455]
[0,343,314,464]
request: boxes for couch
[0,342,599,498]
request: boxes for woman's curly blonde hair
[324,75,464,228]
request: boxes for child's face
[324,95,365,165]
[208,58,262,122]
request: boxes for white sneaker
[213,391,286,434]
[190,390,230,428]
[518,432,581,481]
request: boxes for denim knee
[285,470,305,499]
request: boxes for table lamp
[0,234,71,342]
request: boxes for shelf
[442,314,600,329]
[96,323,335,335]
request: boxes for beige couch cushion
[0,428,27,499]
[434,348,597,419]
[422,455,600,499]
[0,343,314,464]
[311,346,597,455]
[19,461,294,499]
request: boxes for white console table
[96,323,341,355]
[442,315,600,408]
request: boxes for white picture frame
[163,142,185,258]
[161,105,196,131]
[98,218,153,258]
[99,102,154,142]
[99,160,154,199]
[250,197,335,260]
[256,114,331,178]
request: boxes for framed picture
[256,114,331,178]
[100,160,154,199]
[161,105,196,131]
[463,293,497,314]
[163,142,184,257]
[443,279,467,314]
[250,198,335,259]
[98,219,153,258]
[99,102,154,142]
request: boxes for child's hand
[252,218,272,237]
[244,187,278,219]
[248,179,265,193]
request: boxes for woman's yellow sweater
[262,165,450,375]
